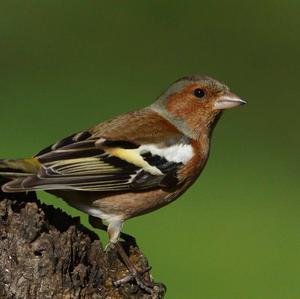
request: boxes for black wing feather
[6,131,182,192]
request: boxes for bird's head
[151,75,246,139]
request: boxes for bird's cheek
[166,94,193,117]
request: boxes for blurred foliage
[0,1,299,298]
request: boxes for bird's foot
[104,242,113,252]
[114,266,154,293]
[104,233,137,252]
[111,241,155,293]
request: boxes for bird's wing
[4,109,192,192]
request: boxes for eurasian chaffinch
[0,75,246,292]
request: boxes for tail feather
[0,158,41,178]
[0,171,33,178]
[2,178,30,192]
[0,158,42,193]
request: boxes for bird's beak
[213,92,247,110]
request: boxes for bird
[0,75,246,292]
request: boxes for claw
[104,242,113,252]
[111,242,155,293]
[114,266,153,293]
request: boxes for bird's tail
[0,158,41,178]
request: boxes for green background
[0,1,299,298]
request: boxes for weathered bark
[0,191,165,299]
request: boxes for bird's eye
[193,88,205,98]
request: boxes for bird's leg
[107,221,153,292]
[112,241,153,293]
[89,215,153,293]
[88,215,137,246]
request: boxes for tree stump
[0,191,166,299]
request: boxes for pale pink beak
[214,92,246,110]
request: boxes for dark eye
[193,88,205,98]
